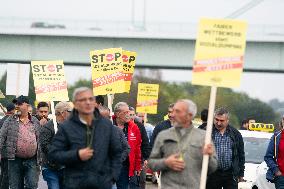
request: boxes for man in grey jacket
[148,99,218,189]
[0,95,41,189]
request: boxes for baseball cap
[6,103,15,112]
[15,95,30,105]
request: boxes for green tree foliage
[0,70,279,128]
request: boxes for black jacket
[39,120,63,170]
[150,120,172,149]
[212,125,245,177]
[49,109,122,189]
[198,122,207,130]
[0,115,9,129]
[134,120,151,160]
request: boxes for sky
[0,0,284,102]
[0,0,284,25]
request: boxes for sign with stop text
[192,18,247,88]
[31,60,69,101]
[90,48,125,95]
[122,50,137,93]
[136,83,159,114]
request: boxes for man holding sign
[148,99,217,189]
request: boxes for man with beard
[0,95,41,189]
[148,99,217,189]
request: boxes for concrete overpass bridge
[0,20,284,72]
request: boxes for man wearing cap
[0,103,15,189]
[0,95,41,189]
[40,101,72,189]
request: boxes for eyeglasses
[59,110,72,114]
[76,97,95,103]
[129,114,135,116]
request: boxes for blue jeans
[116,165,129,189]
[116,165,140,189]
[275,176,284,189]
[8,157,39,189]
[42,167,64,189]
[0,158,9,189]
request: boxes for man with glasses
[113,102,142,189]
[206,107,245,189]
[49,87,122,189]
[39,101,72,189]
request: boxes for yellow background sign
[249,123,274,132]
[136,83,159,114]
[192,18,247,88]
[31,60,69,101]
[90,48,125,95]
[0,90,5,98]
[122,50,137,93]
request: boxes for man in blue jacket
[264,115,284,189]
[49,87,122,189]
[150,103,174,148]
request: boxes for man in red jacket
[113,102,142,189]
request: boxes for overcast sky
[0,0,284,102]
[1,0,283,25]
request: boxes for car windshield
[244,137,270,164]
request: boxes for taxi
[238,129,273,189]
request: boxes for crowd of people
[0,86,283,189]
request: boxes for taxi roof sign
[249,123,274,132]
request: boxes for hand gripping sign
[193,18,247,189]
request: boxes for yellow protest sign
[192,18,247,88]
[136,83,159,114]
[0,90,5,98]
[164,114,169,121]
[249,123,274,132]
[90,48,125,95]
[122,50,137,93]
[31,60,69,101]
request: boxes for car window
[243,137,270,164]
